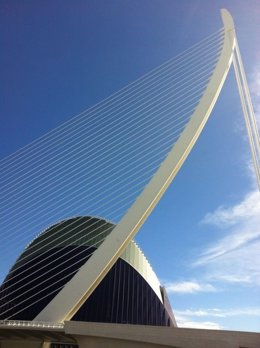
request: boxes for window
[50,343,78,348]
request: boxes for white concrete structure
[0,321,259,348]
[1,8,259,348]
[35,9,240,324]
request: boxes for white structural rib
[232,44,260,189]
[35,9,235,322]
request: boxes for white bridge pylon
[29,9,258,322]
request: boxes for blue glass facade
[0,217,174,326]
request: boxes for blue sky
[0,0,259,331]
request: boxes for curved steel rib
[35,9,235,322]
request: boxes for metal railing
[0,320,64,329]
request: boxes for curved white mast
[35,9,236,322]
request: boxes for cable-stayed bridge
[0,9,259,327]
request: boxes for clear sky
[0,0,259,332]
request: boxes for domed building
[0,216,176,327]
